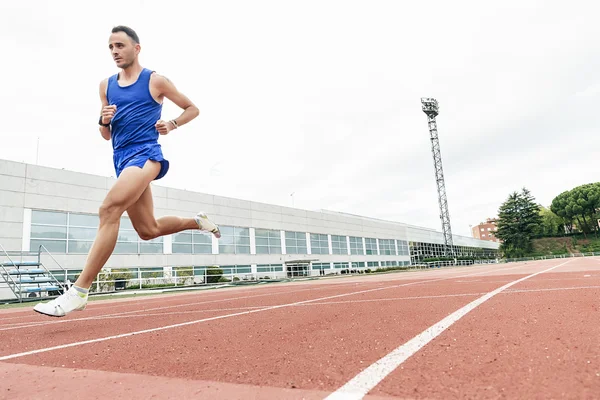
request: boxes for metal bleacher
[0,244,69,303]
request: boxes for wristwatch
[98,116,110,127]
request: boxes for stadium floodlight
[420,97,439,117]
[421,97,454,257]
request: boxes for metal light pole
[421,97,454,257]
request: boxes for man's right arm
[99,79,111,141]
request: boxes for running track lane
[0,265,519,358]
[0,264,501,325]
[0,279,419,356]
[0,263,520,353]
[335,259,600,399]
[0,262,552,398]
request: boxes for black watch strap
[98,116,110,127]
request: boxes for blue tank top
[106,68,162,150]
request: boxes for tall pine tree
[495,188,542,258]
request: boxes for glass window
[349,236,363,255]
[285,231,307,254]
[365,238,378,255]
[69,213,99,228]
[331,235,348,255]
[310,233,329,255]
[379,239,396,255]
[29,210,164,255]
[312,262,331,270]
[30,210,68,253]
[68,227,97,241]
[30,239,66,253]
[67,240,93,254]
[172,231,212,254]
[257,264,284,273]
[31,210,67,225]
[221,265,252,275]
[333,262,349,269]
[218,226,251,254]
[30,225,67,239]
[397,240,409,256]
[140,241,163,254]
[255,229,282,254]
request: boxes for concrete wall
[0,160,26,252]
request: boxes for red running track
[1,259,599,399]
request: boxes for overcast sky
[1,0,599,237]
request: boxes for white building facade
[0,159,499,279]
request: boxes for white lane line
[0,265,522,361]
[0,264,507,330]
[324,259,572,400]
[0,261,512,323]
[0,265,475,323]
[1,264,581,332]
[0,283,363,330]
[505,285,600,294]
[0,283,366,323]
[8,284,600,325]
[83,284,600,320]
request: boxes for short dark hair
[111,25,140,44]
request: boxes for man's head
[108,26,140,69]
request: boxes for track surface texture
[1,258,599,399]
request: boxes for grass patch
[530,234,600,256]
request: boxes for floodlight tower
[421,97,454,257]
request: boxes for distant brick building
[471,218,501,243]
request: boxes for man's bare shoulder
[153,71,180,86]
[99,77,110,89]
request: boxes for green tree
[495,188,542,258]
[536,206,564,237]
[551,183,600,238]
[550,190,573,234]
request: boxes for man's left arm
[152,74,200,134]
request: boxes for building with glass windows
[0,158,499,280]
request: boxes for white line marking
[5,273,595,332]
[0,264,510,331]
[0,266,517,361]
[0,262,512,321]
[0,284,361,329]
[324,259,572,400]
[12,284,599,325]
[0,284,359,322]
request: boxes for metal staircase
[0,244,69,303]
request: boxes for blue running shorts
[113,141,169,180]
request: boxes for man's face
[108,32,139,69]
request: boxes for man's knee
[98,199,126,223]
[137,227,159,241]
[133,219,160,241]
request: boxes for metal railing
[77,267,290,294]
[36,244,69,290]
[34,260,497,297]
[0,244,21,297]
[502,251,600,263]
[1,257,502,302]
[0,245,69,302]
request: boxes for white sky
[1,0,599,237]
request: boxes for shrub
[205,266,223,283]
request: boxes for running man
[34,26,221,317]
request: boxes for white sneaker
[33,286,88,317]
[194,212,221,238]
